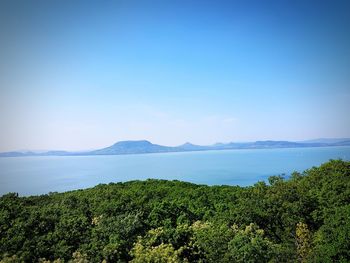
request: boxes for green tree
[296,222,312,262]
[226,223,280,263]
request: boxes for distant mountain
[1,138,349,157]
[88,140,175,155]
[301,138,350,144]
[177,142,209,151]
[246,140,305,148]
[0,150,72,157]
[209,141,309,150]
[0,151,34,157]
[332,140,350,146]
[44,151,73,156]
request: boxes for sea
[0,146,349,196]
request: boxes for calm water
[0,146,349,196]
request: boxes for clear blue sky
[0,0,350,151]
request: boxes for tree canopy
[0,159,349,262]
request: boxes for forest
[0,159,349,262]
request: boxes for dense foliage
[0,160,349,262]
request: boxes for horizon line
[2,137,350,153]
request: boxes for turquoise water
[0,146,349,196]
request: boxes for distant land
[1,138,350,157]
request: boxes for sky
[0,0,350,151]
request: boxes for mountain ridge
[1,138,349,157]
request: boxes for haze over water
[1,146,349,196]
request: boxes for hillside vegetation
[0,160,349,262]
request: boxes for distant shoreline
[1,139,350,158]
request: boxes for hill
[89,140,175,155]
[301,138,350,144]
[1,138,350,157]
